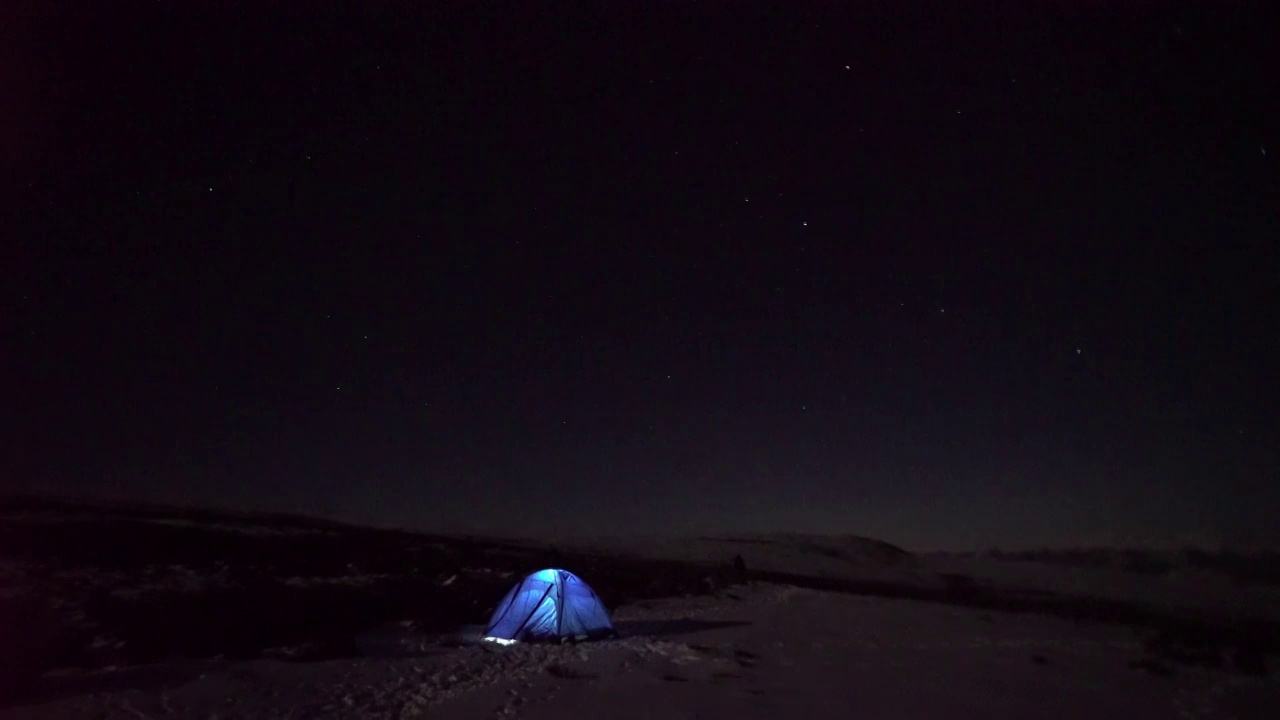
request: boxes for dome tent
[483,568,615,644]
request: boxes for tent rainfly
[482,568,615,644]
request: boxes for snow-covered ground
[565,533,1280,623]
[5,582,1277,719]
[928,553,1280,623]
[3,501,1277,718]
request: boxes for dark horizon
[6,1,1277,552]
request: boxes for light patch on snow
[279,573,392,589]
[108,565,234,599]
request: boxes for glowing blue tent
[483,568,615,643]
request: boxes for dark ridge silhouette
[0,493,356,533]
[699,533,913,563]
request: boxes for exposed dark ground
[2,496,1277,710]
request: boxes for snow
[567,533,1280,623]
[6,582,1277,719]
[3,506,1277,719]
[927,554,1280,622]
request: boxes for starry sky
[6,1,1278,550]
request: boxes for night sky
[6,1,1278,550]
